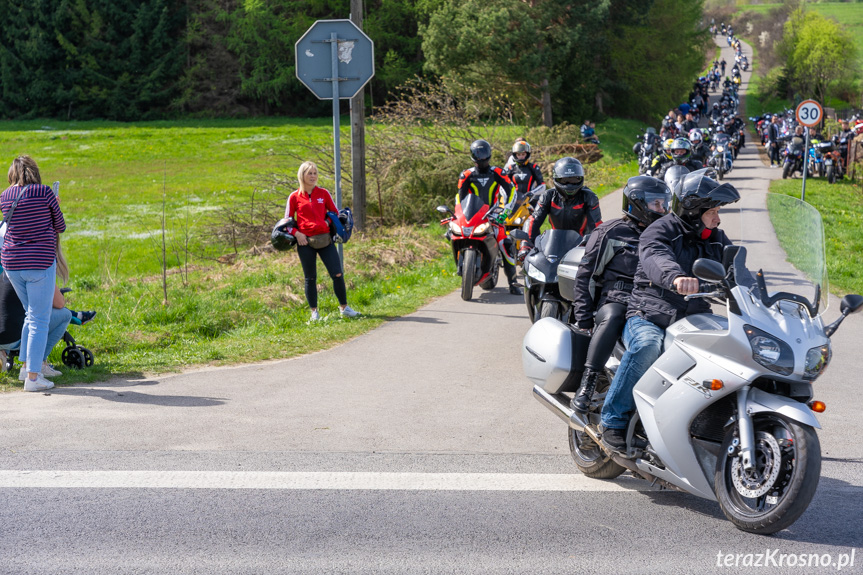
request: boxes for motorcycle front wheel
[460,249,477,301]
[539,301,559,320]
[782,162,791,179]
[715,414,821,535]
[826,165,835,184]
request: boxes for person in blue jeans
[0,156,66,392]
[599,173,740,450]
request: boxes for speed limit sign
[796,100,823,127]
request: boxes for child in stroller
[0,271,96,378]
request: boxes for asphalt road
[1,37,862,575]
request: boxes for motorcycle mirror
[692,258,727,283]
[510,229,529,241]
[840,294,863,316]
[436,205,453,215]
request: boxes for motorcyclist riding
[457,139,522,295]
[569,176,672,413]
[598,173,740,450]
[502,139,544,201]
[655,138,703,179]
[688,129,710,164]
[527,156,602,248]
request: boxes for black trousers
[297,242,347,309]
[571,302,628,382]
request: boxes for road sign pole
[329,32,344,264]
[801,131,810,202]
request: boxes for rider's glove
[495,210,510,224]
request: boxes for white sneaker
[340,305,361,318]
[41,362,62,377]
[18,366,29,381]
[24,374,54,392]
[309,309,321,322]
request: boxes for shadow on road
[52,378,227,408]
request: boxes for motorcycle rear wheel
[569,427,626,479]
[460,249,477,302]
[715,414,820,535]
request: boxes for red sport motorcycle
[437,194,504,301]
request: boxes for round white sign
[796,100,823,127]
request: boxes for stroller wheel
[62,347,86,369]
[79,347,95,367]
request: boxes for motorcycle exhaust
[532,385,589,430]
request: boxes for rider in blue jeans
[599,173,740,450]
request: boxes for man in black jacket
[569,176,672,413]
[598,173,740,450]
[767,115,782,167]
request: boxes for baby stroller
[2,288,95,372]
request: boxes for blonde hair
[8,155,42,186]
[297,161,318,193]
[56,233,69,285]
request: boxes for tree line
[0,0,709,123]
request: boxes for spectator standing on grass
[0,155,65,392]
[284,161,360,322]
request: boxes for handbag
[0,185,29,244]
[306,233,332,250]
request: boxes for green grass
[0,114,643,391]
[769,177,863,296]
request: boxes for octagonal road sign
[295,19,374,100]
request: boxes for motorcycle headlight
[473,222,490,235]
[804,344,831,380]
[449,221,462,235]
[526,263,546,282]
[745,325,794,376]
[718,146,725,152]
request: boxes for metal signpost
[796,99,823,202]
[295,19,374,262]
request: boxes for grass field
[0,116,640,390]
[770,177,863,297]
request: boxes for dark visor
[557,176,583,186]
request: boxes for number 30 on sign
[796,100,823,127]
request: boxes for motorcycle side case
[557,246,585,302]
[522,317,575,394]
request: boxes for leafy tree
[604,0,709,120]
[781,9,858,105]
[421,0,609,127]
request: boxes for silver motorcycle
[523,194,863,533]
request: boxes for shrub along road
[1,38,862,574]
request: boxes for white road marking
[0,470,656,491]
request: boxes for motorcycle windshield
[538,229,583,257]
[459,193,489,226]
[731,193,828,316]
[714,134,730,146]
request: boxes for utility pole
[350,0,366,231]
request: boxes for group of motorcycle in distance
[751,111,863,183]
[431,41,863,532]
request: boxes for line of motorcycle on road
[430,59,863,533]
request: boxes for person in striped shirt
[0,155,66,392]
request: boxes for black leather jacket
[572,217,642,329]
[626,213,733,329]
[528,187,602,242]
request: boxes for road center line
[0,470,655,491]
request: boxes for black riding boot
[504,260,522,295]
[571,369,599,413]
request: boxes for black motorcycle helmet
[470,139,492,172]
[622,176,672,227]
[672,172,740,235]
[669,138,692,165]
[552,157,585,197]
[271,217,298,251]
[511,139,531,164]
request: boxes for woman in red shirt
[286,161,360,322]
